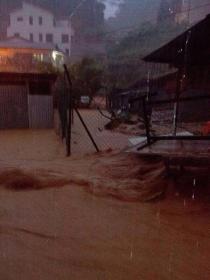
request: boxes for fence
[129,93,210,150]
[56,66,131,156]
[56,67,210,157]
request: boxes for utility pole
[187,0,191,26]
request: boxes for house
[0,72,57,129]
[7,2,73,57]
[0,36,65,72]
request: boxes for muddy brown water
[0,130,209,279]
[0,159,209,279]
[0,183,210,280]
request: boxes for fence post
[74,108,100,153]
[63,64,73,157]
[173,68,183,136]
[63,64,100,154]
[142,96,151,145]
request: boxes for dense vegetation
[106,0,161,34]
[69,57,104,101]
[103,0,189,89]
[105,21,188,89]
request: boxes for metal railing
[129,93,210,150]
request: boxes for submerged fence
[56,64,210,157]
[56,66,131,156]
[129,93,210,150]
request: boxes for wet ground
[0,129,209,279]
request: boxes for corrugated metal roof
[143,14,210,66]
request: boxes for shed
[129,15,210,170]
[143,15,210,123]
[0,72,57,129]
[144,15,210,66]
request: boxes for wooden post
[26,81,31,128]
[142,96,151,145]
[74,108,100,153]
[63,64,100,154]
[173,29,191,135]
[173,68,183,136]
[63,64,73,157]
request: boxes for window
[46,33,53,43]
[14,33,20,37]
[62,34,69,43]
[33,53,44,62]
[65,49,70,56]
[39,16,43,25]
[30,33,33,42]
[39,33,43,42]
[17,17,23,22]
[29,16,33,25]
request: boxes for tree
[106,0,161,37]
[69,57,104,103]
[157,0,184,24]
[158,0,171,24]
[106,21,188,89]
[71,0,105,37]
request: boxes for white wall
[7,2,73,56]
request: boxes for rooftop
[143,14,210,67]
[0,71,57,84]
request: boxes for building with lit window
[0,36,65,72]
[7,1,73,57]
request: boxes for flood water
[1,181,210,280]
[0,130,209,279]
